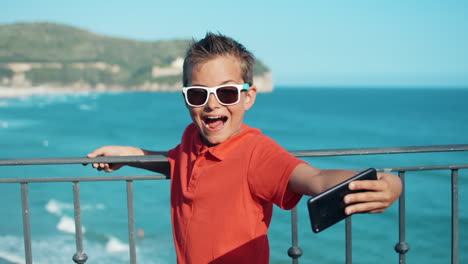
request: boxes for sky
[2,0,468,87]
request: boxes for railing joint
[72,252,88,264]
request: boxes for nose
[205,92,221,109]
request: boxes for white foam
[46,199,105,216]
[78,104,94,111]
[0,234,169,264]
[105,236,129,253]
[0,119,39,129]
[0,251,24,264]
[81,203,106,211]
[45,199,72,216]
[56,216,86,234]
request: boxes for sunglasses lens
[187,88,208,106]
[216,86,239,104]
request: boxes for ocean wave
[105,236,129,253]
[78,103,96,111]
[0,90,99,109]
[0,252,23,264]
[45,199,72,216]
[0,119,40,129]
[45,199,106,217]
[81,203,106,211]
[0,234,169,264]
[0,236,25,264]
[56,216,86,234]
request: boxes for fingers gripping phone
[307,168,377,233]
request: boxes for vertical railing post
[345,217,352,264]
[20,182,33,264]
[127,180,137,264]
[72,181,88,264]
[288,206,302,264]
[394,171,410,264]
[451,169,459,264]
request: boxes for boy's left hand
[343,172,402,215]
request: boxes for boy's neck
[201,136,219,148]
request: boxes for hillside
[0,22,272,94]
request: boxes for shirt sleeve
[167,144,180,160]
[247,135,306,210]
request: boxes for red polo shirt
[168,123,305,264]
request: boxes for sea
[0,86,467,264]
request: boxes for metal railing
[1,144,467,264]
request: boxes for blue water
[1,87,467,264]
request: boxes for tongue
[207,119,224,129]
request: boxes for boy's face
[186,55,257,146]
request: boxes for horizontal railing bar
[0,175,168,183]
[290,144,468,157]
[0,154,168,166]
[376,164,468,172]
[1,144,467,166]
[1,164,466,184]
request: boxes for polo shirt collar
[192,123,260,161]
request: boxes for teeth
[207,116,222,119]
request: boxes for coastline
[0,86,174,98]
[0,86,96,98]
[0,72,274,98]
[0,72,273,98]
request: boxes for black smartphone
[307,168,377,233]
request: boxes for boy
[88,33,402,264]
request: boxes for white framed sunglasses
[182,83,250,107]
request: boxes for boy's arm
[287,163,402,215]
[87,146,171,176]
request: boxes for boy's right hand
[87,146,144,172]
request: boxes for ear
[243,85,257,110]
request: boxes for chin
[202,134,228,146]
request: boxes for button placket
[188,149,207,192]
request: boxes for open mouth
[203,116,228,130]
